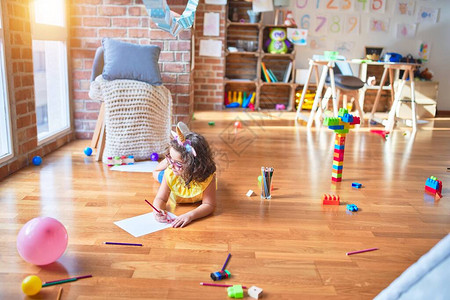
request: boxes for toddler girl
[152,122,216,228]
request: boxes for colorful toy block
[227,285,244,298]
[346,204,358,212]
[324,109,359,183]
[106,155,134,166]
[248,286,263,299]
[425,176,442,198]
[352,182,362,189]
[322,194,340,205]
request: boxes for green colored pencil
[42,277,77,287]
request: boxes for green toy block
[335,129,349,134]
[324,117,340,126]
[227,285,244,298]
[338,108,348,117]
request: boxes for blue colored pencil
[221,253,232,271]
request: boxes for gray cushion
[334,75,365,90]
[101,38,162,85]
[91,47,104,81]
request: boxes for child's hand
[154,210,172,223]
[171,213,193,228]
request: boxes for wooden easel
[91,102,105,161]
[370,63,419,132]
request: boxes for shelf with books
[261,57,293,84]
[224,1,297,111]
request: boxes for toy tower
[324,108,360,182]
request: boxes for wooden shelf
[224,79,257,84]
[263,24,297,28]
[260,82,292,86]
[225,2,296,111]
[262,52,295,59]
[226,21,261,28]
[226,51,259,57]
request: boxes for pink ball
[17,217,68,265]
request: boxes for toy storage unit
[225,0,296,111]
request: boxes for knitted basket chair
[89,46,172,163]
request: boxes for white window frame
[29,1,71,144]
[0,3,13,164]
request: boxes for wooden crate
[226,25,259,50]
[259,84,291,110]
[228,0,253,23]
[225,54,258,80]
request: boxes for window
[30,0,70,142]
[0,4,13,163]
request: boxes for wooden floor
[1,111,449,299]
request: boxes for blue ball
[150,152,159,161]
[84,147,93,156]
[32,156,42,166]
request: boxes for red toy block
[351,116,361,125]
[331,177,342,182]
[322,194,340,205]
[334,149,345,154]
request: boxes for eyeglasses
[166,153,183,170]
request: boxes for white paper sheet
[110,161,158,173]
[204,12,220,36]
[199,39,222,57]
[114,212,177,237]
[205,0,227,4]
[252,0,274,13]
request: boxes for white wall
[288,0,450,110]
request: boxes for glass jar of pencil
[260,166,274,199]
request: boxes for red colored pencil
[346,247,379,256]
[145,199,161,213]
[200,282,247,289]
[144,199,173,223]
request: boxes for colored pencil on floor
[43,275,92,285]
[221,253,232,271]
[200,282,248,289]
[56,287,63,300]
[104,242,143,246]
[346,247,379,256]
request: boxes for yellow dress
[164,167,215,203]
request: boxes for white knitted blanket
[89,76,172,163]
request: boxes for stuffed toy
[284,10,297,27]
[265,28,291,54]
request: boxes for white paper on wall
[252,0,274,13]
[287,28,308,46]
[396,23,417,38]
[199,39,222,57]
[417,7,439,23]
[369,18,390,33]
[394,0,415,16]
[204,12,220,36]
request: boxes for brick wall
[193,1,226,111]
[0,0,74,180]
[71,0,194,139]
